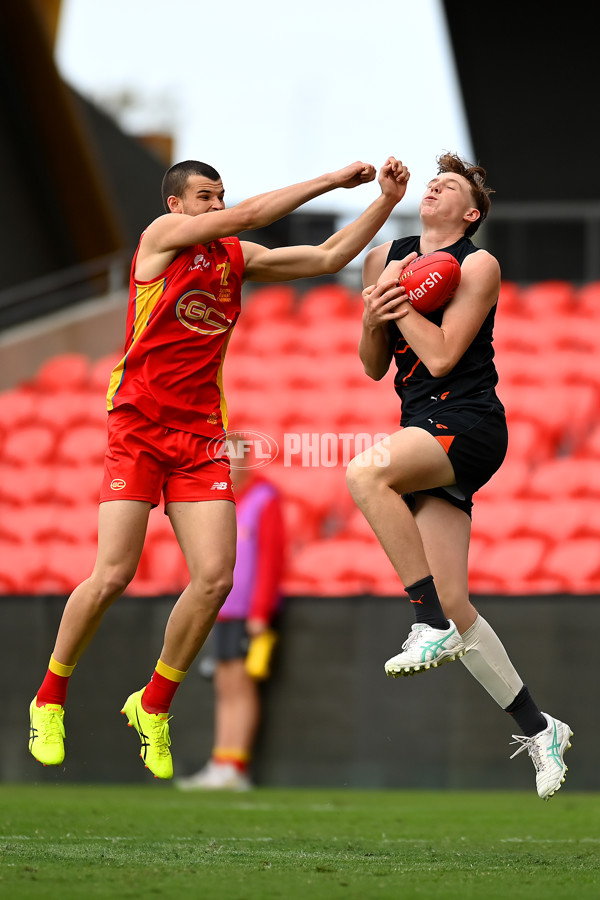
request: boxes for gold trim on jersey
[217,329,234,430]
[107,278,165,409]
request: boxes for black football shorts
[402,403,508,517]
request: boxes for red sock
[37,656,76,707]
[141,660,186,714]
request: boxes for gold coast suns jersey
[107,235,244,437]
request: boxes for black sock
[504,685,547,736]
[405,575,450,630]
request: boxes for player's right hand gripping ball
[400,250,461,314]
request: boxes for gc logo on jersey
[176,290,232,335]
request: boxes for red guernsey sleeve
[248,493,286,624]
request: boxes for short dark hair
[436,152,495,237]
[161,160,222,212]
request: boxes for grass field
[1,785,599,899]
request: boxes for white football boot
[384,620,465,677]
[176,760,252,792]
[509,713,573,800]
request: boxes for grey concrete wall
[0,290,127,390]
[2,594,594,791]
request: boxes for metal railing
[0,251,132,332]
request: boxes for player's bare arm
[242,158,410,283]
[135,162,376,282]
[391,249,500,377]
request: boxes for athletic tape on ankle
[49,656,76,677]
[213,747,251,763]
[156,658,187,682]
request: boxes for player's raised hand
[333,161,377,189]
[379,157,410,203]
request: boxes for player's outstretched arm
[242,158,410,283]
[146,161,377,254]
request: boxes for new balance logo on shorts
[210,481,229,490]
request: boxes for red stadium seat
[495,350,543,387]
[242,321,300,357]
[497,281,525,316]
[294,318,362,357]
[0,388,37,433]
[550,350,600,392]
[503,383,591,455]
[0,463,54,505]
[260,352,327,391]
[88,352,121,394]
[314,352,376,390]
[339,508,377,543]
[468,536,551,594]
[241,285,297,325]
[576,422,600,459]
[280,387,332,430]
[33,391,104,432]
[519,280,578,316]
[46,503,99,545]
[2,424,57,466]
[281,493,322,550]
[539,538,600,593]
[30,353,91,393]
[576,501,600,539]
[471,499,525,543]
[55,424,107,466]
[0,507,21,544]
[552,315,600,354]
[224,351,272,390]
[145,507,174,543]
[26,540,97,594]
[1,504,55,544]
[0,542,44,593]
[283,537,383,596]
[49,464,102,506]
[128,537,188,595]
[1,502,98,550]
[526,457,600,500]
[576,281,600,318]
[266,462,349,526]
[467,534,489,577]
[296,283,359,324]
[492,314,542,354]
[514,498,595,543]
[505,419,555,465]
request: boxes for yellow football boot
[29,696,65,766]
[121,689,173,779]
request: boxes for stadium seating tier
[2,280,600,596]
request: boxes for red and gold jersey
[107,235,244,437]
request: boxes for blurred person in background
[177,437,285,791]
[346,152,572,801]
[28,154,410,779]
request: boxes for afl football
[399,251,461,314]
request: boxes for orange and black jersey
[386,235,503,425]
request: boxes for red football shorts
[100,406,234,506]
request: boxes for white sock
[459,614,523,708]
